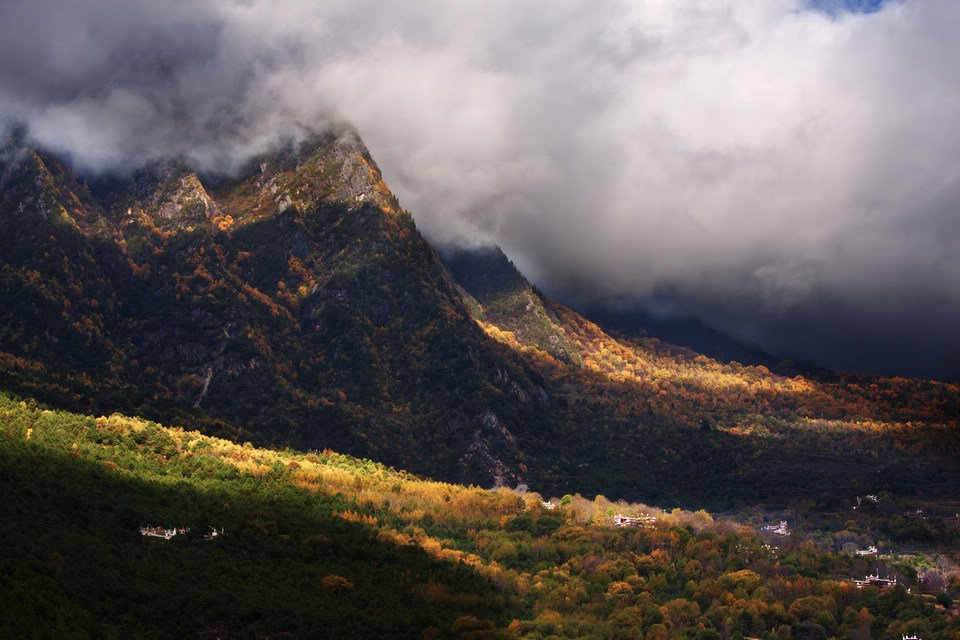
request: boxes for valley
[2,394,958,638]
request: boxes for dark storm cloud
[2,0,959,378]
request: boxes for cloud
[2,0,959,378]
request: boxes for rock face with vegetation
[0,126,544,488]
[442,245,582,366]
[1,124,960,511]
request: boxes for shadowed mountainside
[1,125,959,509]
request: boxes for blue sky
[806,0,889,14]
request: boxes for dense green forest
[2,393,957,638]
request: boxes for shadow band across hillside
[0,432,508,638]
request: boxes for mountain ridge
[0,126,547,489]
[2,125,959,509]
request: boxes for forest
[2,392,958,639]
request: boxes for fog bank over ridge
[2,0,958,379]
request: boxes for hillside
[1,125,959,510]
[0,127,547,488]
[3,395,958,638]
[442,247,960,507]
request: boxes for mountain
[2,125,959,510]
[0,127,546,488]
[441,245,960,504]
[560,297,801,375]
[441,245,581,366]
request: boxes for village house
[139,525,188,540]
[763,520,789,535]
[613,514,658,528]
[853,573,898,589]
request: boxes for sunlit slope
[3,393,957,639]
[447,246,960,506]
[0,393,512,638]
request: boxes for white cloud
[2,0,959,377]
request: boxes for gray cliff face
[220,126,399,220]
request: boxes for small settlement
[613,514,658,528]
[139,525,188,540]
[852,573,898,589]
[139,525,224,540]
[763,520,789,536]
